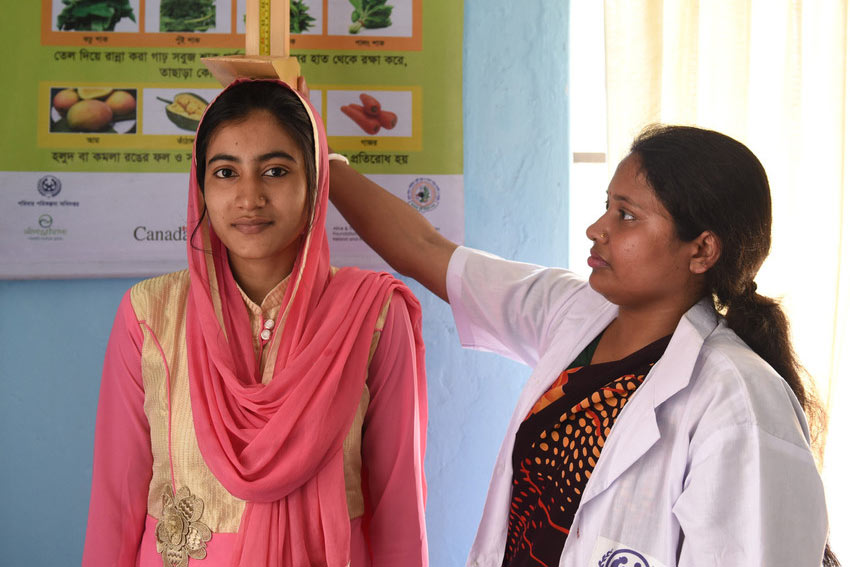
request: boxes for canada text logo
[134,225,187,242]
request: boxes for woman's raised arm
[328,159,458,302]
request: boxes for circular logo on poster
[407,177,440,212]
[38,214,53,228]
[37,175,62,198]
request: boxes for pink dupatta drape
[184,79,426,566]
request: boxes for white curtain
[603,0,850,555]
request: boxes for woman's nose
[235,175,266,208]
[586,215,606,242]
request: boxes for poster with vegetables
[1,0,460,278]
[53,0,140,32]
[50,87,138,133]
[159,0,216,32]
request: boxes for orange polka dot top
[501,333,671,567]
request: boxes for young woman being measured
[82,79,429,567]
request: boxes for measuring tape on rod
[258,0,271,56]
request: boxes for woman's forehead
[608,154,669,216]
[208,110,300,147]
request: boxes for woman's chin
[587,273,616,303]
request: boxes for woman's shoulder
[128,269,190,317]
[330,265,412,298]
[130,269,189,298]
[329,265,416,325]
[331,264,402,282]
[686,325,811,449]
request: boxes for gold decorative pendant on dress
[155,485,212,567]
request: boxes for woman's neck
[228,253,294,305]
[591,298,698,364]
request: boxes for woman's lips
[232,218,272,234]
[587,250,609,269]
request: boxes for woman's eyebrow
[207,153,238,164]
[608,192,644,210]
[207,151,297,165]
[256,150,297,163]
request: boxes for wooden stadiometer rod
[202,0,301,87]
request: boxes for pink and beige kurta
[84,78,428,567]
[83,270,427,566]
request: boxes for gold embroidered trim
[155,485,212,567]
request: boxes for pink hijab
[184,79,426,566]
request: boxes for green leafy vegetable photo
[348,0,393,34]
[291,0,315,33]
[56,0,136,32]
[160,0,216,33]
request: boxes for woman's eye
[264,166,288,177]
[213,168,235,179]
[620,209,635,221]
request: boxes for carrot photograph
[338,92,400,136]
[378,110,397,129]
[360,93,382,115]
[341,104,381,135]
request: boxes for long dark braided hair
[630,124,838,567]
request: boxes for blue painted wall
[0,1,569,564]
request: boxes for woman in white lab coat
[327,124,837,566]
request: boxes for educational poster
[0,0,462,278]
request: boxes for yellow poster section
[39,82,422,152]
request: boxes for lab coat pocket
[589,536,668,567]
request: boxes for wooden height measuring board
[202,0,301,86]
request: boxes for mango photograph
[49,86,137,134]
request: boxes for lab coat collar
[651,298,720,405]
[578,297,720,506]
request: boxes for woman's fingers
[296,76,310,100]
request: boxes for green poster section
[0,1,462,175]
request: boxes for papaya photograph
[327,0,412,37]
[49,86,137,134]
[141,87,220,135]
[328,89,411,138]
[52,0,140,32]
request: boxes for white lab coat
[446,246,828,567]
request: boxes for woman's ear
[689,230,721,274]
